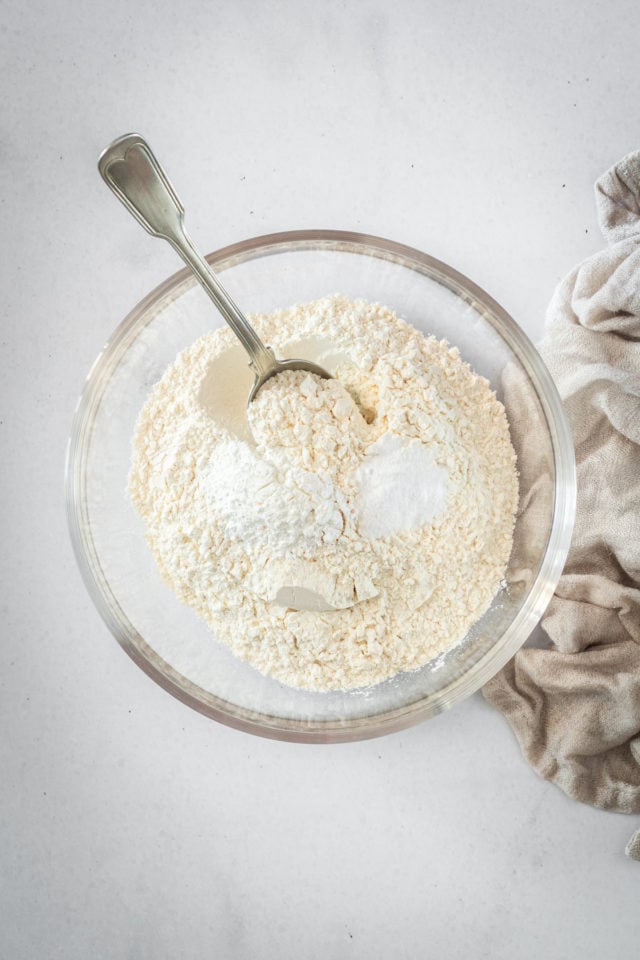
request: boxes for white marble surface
[2,1,639,956]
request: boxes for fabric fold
[483,150,640,816]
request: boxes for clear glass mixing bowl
[66,231,575,742]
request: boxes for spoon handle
[98,134,278,378]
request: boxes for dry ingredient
[129,295,518,691]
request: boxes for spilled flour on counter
[129,295,518,691]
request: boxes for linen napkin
[483,151,640,854]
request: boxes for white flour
[129,295,518,691]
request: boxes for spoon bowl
[246,353,333,403]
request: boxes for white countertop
[2,1,638,956]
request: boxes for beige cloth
[483,151,640,817]
[626,828,640,861]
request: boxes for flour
[129,295,518,691]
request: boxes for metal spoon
[98,133,331,402]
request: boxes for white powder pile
[355,434,449,540]
[129,295,518,691]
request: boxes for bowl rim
[66,229,576,742]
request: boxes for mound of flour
[129,295,518,691]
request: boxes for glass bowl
[66,231,575,742]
